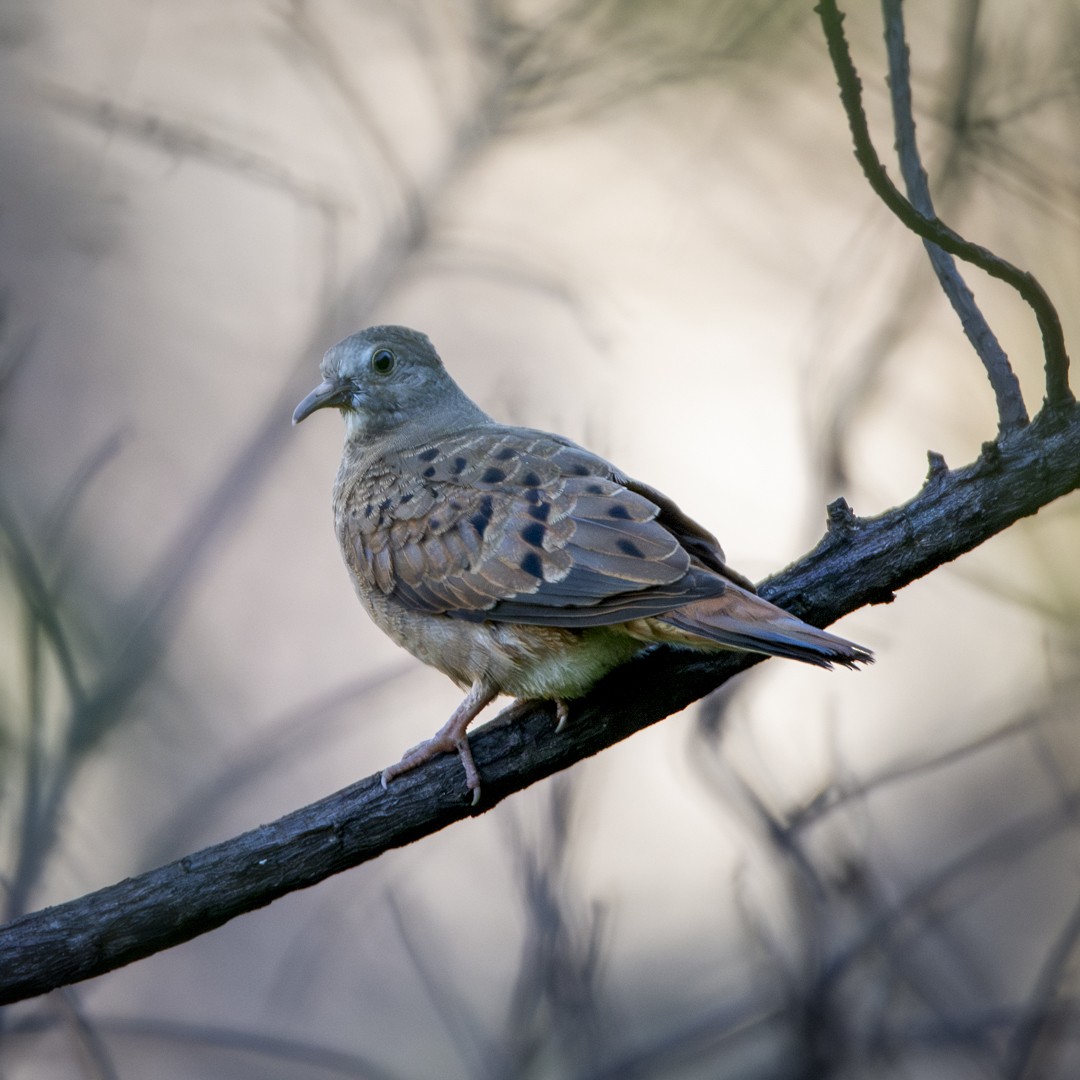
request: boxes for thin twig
[881,0,1028,432]
[43,85,345,214]
[815,0,1073,411]
[55,989,120,1080]
[4,1012,412,1080]
[1001,873,1080,1077]
[385,892,490,1076]
[819,792,1080,995]
[0,499,87,711]
[790,710,1046,831]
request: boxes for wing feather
[336,426,732,626]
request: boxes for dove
[293,325,872,801]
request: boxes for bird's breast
[353,582,644,699]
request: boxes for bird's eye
[371,348,396,375]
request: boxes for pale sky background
[2,2,1079,1078]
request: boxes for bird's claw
[380,733,482,804]
[554,700,570,734]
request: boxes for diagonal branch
[880,0,1028,433]
[2,399,1079,1005]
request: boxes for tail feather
[654,585,873,670]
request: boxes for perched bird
[294,326,871,801]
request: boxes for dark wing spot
[428,517,440,531]
[422,466,436,478]
[452,457,468,474]
[470,495,494,538]
[495,446,516,461]
[586,483,604,494]
[399,492,414,505]
[520,552,543,578]
[379,498,393,512]
[417,447,440,462]
[607,504,631,519]
[522,471,542,487]
[364,502,374,518]
[527,500,551,521]
[520,522,545,547]
[481,467,506,484]
[570,464,591,476]
[617,539,645,558]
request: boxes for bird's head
[293,325,488,445]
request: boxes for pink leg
[381,681,497,804]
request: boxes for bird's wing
[614,473,757,591]
[337,426,730,627]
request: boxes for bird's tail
[649,584,872,669]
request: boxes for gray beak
[292,378,350,425]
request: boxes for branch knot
[826,497,859,539]
[924,451,949,488]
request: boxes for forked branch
[815,0,1073,412]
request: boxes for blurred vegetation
[2,0,1080,1077]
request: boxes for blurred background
[2,1,1079,1077]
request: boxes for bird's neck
[343,396,492,470]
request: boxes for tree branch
[815,0,1073,411]
[880,0,1029,433]
[2,399,1079,1005]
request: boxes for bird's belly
[358,587,643,700]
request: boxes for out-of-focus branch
[2,397,1080,1004]
[815,0,1073,412]
[1002,893,1080,1080]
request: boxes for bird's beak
[292,378,350,425]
